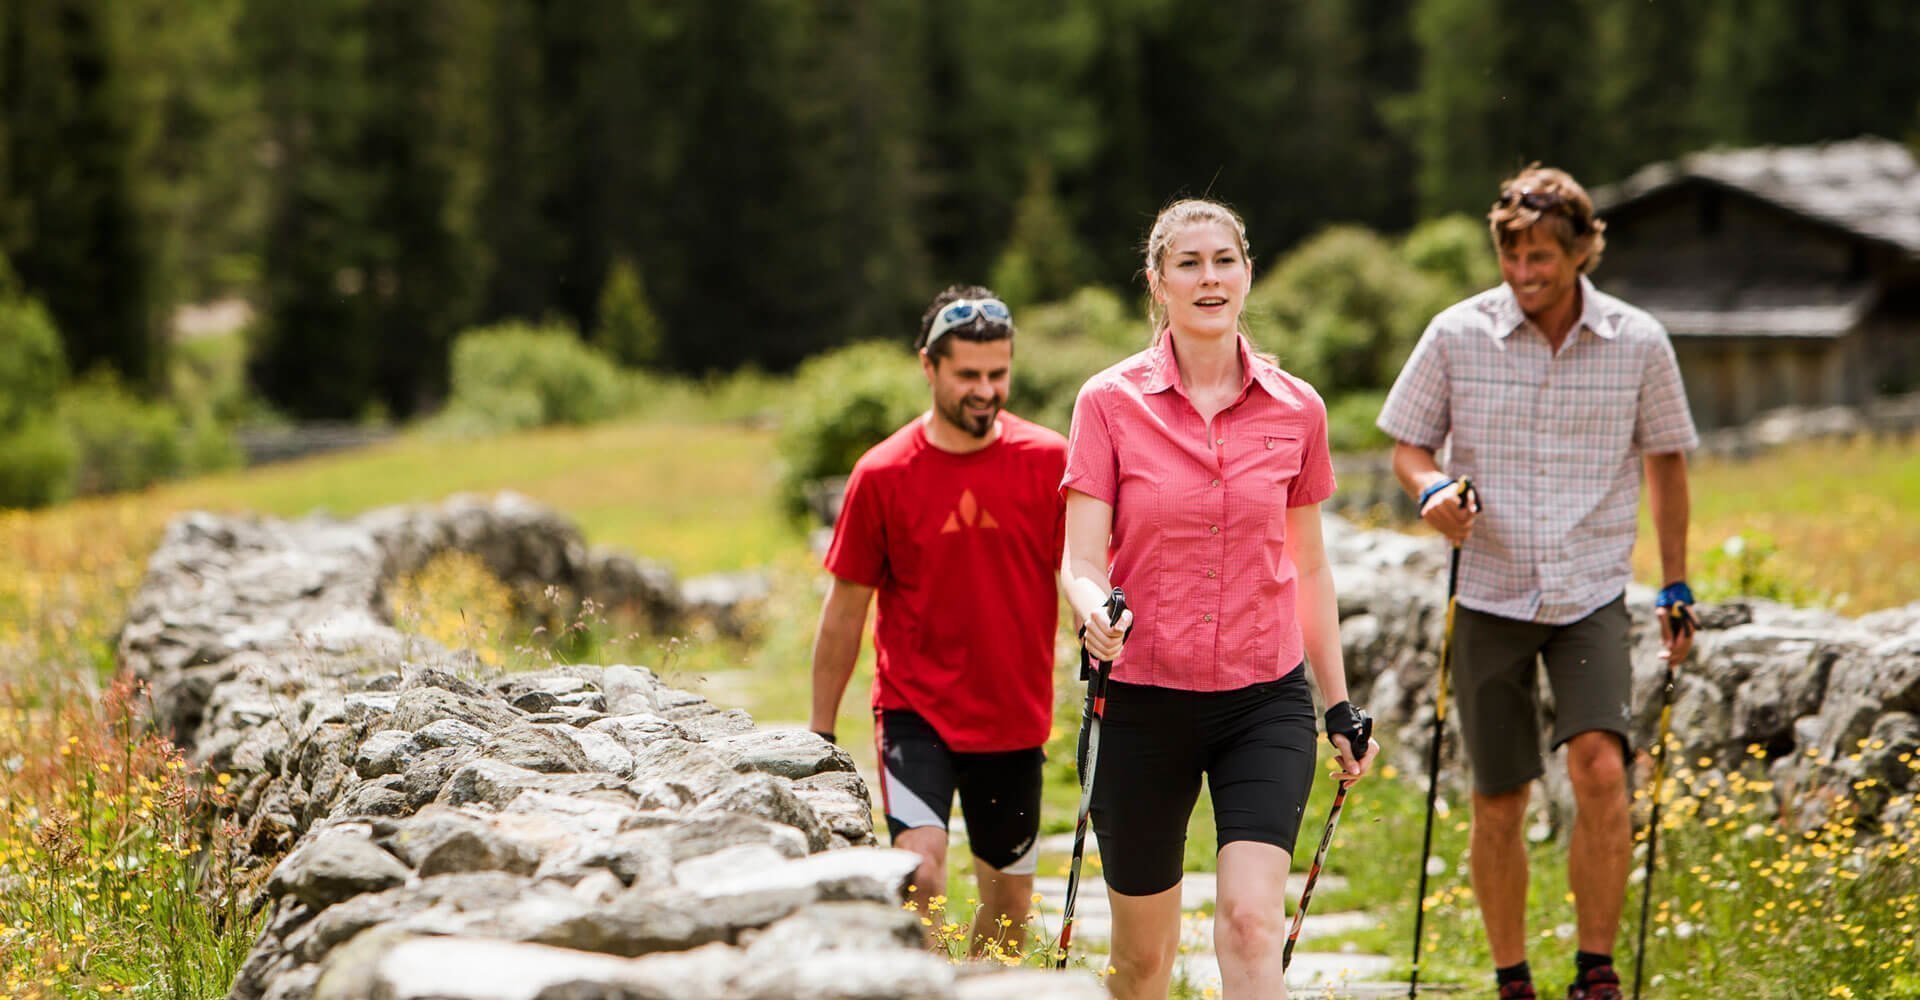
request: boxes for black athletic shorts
[874,709,1044,874]
[1085,666,1319,897]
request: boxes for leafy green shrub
[594,257,665,368]
[1401,213,1500,299]
[1326,389,1392,452]
[1017,286,1141,353]
[181,415,245,474]
[1245,226,1448,396]
[1009,287,1142,433]
[0,296,68,431]
[443,321,626,433]
[57,372,188,496]
[1695,532,1828,607]
[776,341,924,517]
[1008,336,1115,436]
[625,366,793,425]
[987,162,1090,311]
[0,416,77,508]
[168,328,262,426]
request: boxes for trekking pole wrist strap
[1654,581,1694,608]
[1417,477,1456,509]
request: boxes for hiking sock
[1496,960,1533,988]
[1574,951,1613,983]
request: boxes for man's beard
[939,396,1000,438]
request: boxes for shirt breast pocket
[1230,424,1305,542]
[1236,425,1305,488]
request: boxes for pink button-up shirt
[1062,332,1337,691]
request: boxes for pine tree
[112,0,265,307]
[360,0,491,414]
[593,257,663,369]
[1393,0,1602,216]
[0,0,159,387]
[242,0,379,419]
[247,0,490,418]
[989,161,1088,309]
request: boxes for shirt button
[1209,524,1219,535]
[1215,437,1225,446]
[1206,569,1217,579]
[1202,613,1213,623]
[1210,478,1221,487]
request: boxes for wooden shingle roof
[1596,137,1920,258]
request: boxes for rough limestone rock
[122,496,1097,999]
[121,494,1915,998]
[1319,517,1920,834]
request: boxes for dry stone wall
[120,495,1101,1000]
[117,493,1918,998]
[1323,518,1920,834]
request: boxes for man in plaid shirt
[1377,164,1698,1000]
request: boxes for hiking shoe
[1566,964,1623,1000]
[1498,982,1538,999]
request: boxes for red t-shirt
[825,412,1067,752]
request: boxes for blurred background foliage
[1,0,1918,505]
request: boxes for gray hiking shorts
[1450,593,1634,795]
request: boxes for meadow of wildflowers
[1,424,1915,996]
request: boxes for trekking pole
[1284,778,1355,971]
[1056,587,1128,970]
[1632,603,1689,1000]
[1410,477,1473,998]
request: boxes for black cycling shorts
[1084,666,1319,897]
[874,709,1043,875]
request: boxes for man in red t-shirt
[810,284,1067,955]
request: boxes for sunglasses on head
[926,297,1012,347]
[1498,187,1591,234]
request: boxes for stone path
[1025,832,1403,997]
[747,720,1416,996]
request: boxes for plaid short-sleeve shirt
[1377,277,1698,625]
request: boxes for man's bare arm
[809,577,876,739]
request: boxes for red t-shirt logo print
[940,488,1000,534]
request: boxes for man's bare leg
[1565,731,1631,956]
[968,855,1035,956]
[896,826,950,936]
[1471,783,1532,967]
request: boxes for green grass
[9,392,1920,996]
[1637,434,1920,612]
[654,535,1920,996]
[1,399,799,995]
[156,417,797,574]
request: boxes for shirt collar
[1142,330,1290,400]
[1487,275,1617,342]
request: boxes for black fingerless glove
[1324,701,1373,752]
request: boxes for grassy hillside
[3,411,1916,996]
[1642,435,1920,611]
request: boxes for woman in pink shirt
[1060,198,1380,999]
